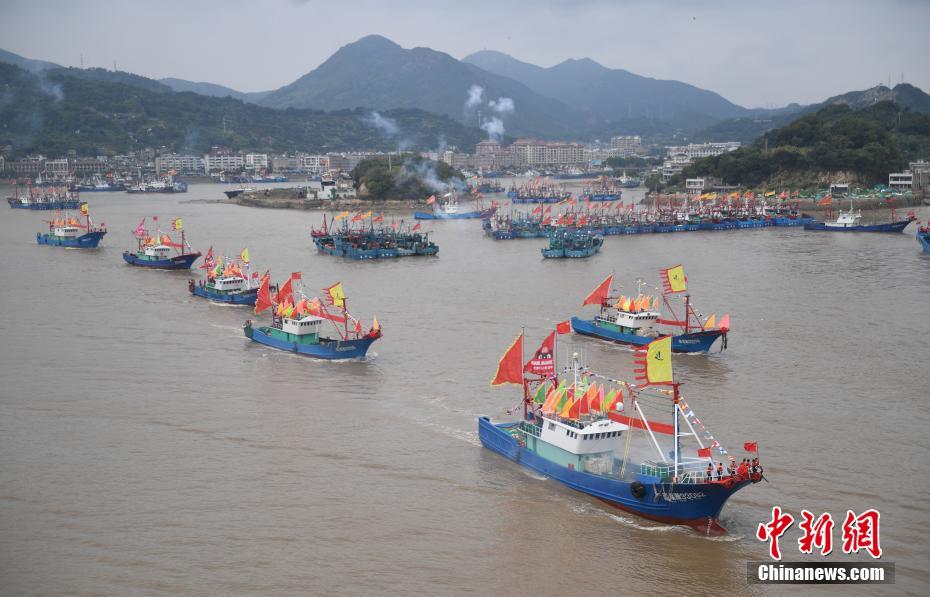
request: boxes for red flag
[427,195,436,205]
[817,194,832,206]
[374,214,383,223]
[582,274,613,306]
[744,442,758,453]
[254,273,272,314]
[276,277,294,305]
[291,271,301,281]
[523,331,555,377]
[698,447,712,458]
[544,206,552,215]
[491,332,524,386]
[412,222,422,231]
[718,314,730,332]
[556,320,571,335]
[351,211,363,222]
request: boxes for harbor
[1,183,929,593]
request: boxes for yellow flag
[704,314,716,329]
[334,211,349,222]
[372,315,380,332]
[326,282,345,308]
[663,264,687,294]
[362,210,372,219]
[636,336,674,385]
[240,247,250,263]
[80,203,88,215]
[173,218,183,231]
[558,396,576,418]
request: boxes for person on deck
[705,463,713,482]
[716,462,724,480]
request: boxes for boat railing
[518,421,543,438]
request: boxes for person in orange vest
[716,462,724,480]
[705,462,713,482]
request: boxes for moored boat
[122,216,201,269]
[9,186,82,210]
[569,268,728,353]
[243,274,381,360]
[481,332,762,535]
[804,202,916,232]
[918,222,930,253]
[414,191,497,220]
[36,204,106,248]
[542,229,603,258]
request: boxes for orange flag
[491,332,524,386]
[254,272,272,314]
[582,274,613,306]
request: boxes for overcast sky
[2,0,927,108]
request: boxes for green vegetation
[351,155,462,201]
[604,155,662,169]
[680,102,930,187]
[0,63,484,157]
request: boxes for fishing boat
[243,274,381,360]
[542,230,603,258]
[126,178,188,194]
[189,247,260,305]
[70,176,126,192]
[313,214,437,259]
[224,187,255,199]
[122,216,201,269]
[414,191,497,220]
[804,201,915,232]
[918,223,930,253]
[480,332,762,535]
[36,205,106,248]
[9,186,82,210]
[569,268,728,353]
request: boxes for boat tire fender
[630,481,646,499]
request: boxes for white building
[686,178,707,192]
[155,154,206,174]
[610,135,642,155]
[666,142,741,160]
[889,171,913,191]
[45,158,70,177]
[204,153,244,173]
[301,155,330,173]
[244,153,269,170]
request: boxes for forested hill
[681,102,930,187]
[0,63,485,157]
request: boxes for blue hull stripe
[122,251,200,269]
[36,231,105,248]
[191,285,258,305]
[248,327,377,360]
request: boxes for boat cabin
[53,226,79,238]
[144,245,173,258]
[596,307,660,334]
[827,209,862,228]
[525,415,630,473]
[282,314,323,337]
[213,276,245,292]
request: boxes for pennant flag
[292,298,308,318]
[660,264,687,294]
[532,381,550,405]
[704,314,716,329]
[744,442,758,453]
[555,384,573,413]
[80,202,88,215]
[133,217,146,238]
[718,314,730,332]
[334,211,350,222]
[555,320,571,335]
[254,273,272,314]
[374,214,384,223]
[603,387,620,412]
[240,247,250,263]
[324,282,345,308]
[173,218,183,231]
[523,331,555,377]
[351,211,363,222]
[578,384,592,416]
[491,332,524,386]
[427,194,436,205]
[362,210,372,220]
[697,447,712,458]
[542,381,566,414]
[817,194,833,206]
[276,276,294,305]
[589,384,604,412]
[634,336,674,386]
[372,316,380,333]
[582,274,613,306]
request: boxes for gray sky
[2,0,927,108]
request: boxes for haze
[2,0,927,108]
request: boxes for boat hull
[804,219,912,232]
[478,418,747,534]
[570,317,724,353]
[414,208,496,220]
[122,251,201,269]
[190,283,258,305]
[9,199,82,210]
[918,231,930,253]
[244,324,378,360]
[36,230,106,248]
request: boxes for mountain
[160,77,270,103]
[682,100,930,187]
[0,62,485,157]
[463,50,751,125]
[823,83,930,115]
[259,35,584,139]
[0,48,61,73]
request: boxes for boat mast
[673,382,681,481]
[684,294,690,333]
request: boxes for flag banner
[744,442,758,453]
[491,332,524,386]
[660,264,687,294]
[276,277,294,305]
[523,332,555,377]
[240,247,250,263]
[173,218,183,231]
[254,273,272,314]
[582,274,613,306]
[555,320,571,335]
[697,447,712,458]
[634,336,674,386]
[608,412,675,435]
[324,282,345,308]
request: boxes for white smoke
[365,111,399,136]
[465,85,484,109]
[488,97,515,114]
[480,117,505,140]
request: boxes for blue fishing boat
[542,230,603,259]
[122,216,201,269]
[481,335,762,535]
[918,224,930,253]
[804,204,915,232]
[189,248,260,305]
[414,193,497,220]
[9,189,82,210]
[36,209,106,248]
[243,275,381,360]
[569,270,728,354]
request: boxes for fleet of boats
[312,213,438,259]
[8,186,82,210]
[413,192,497,220]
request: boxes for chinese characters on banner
[757,507,881,560]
